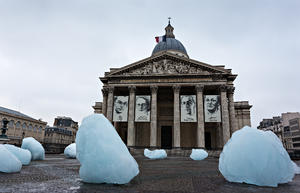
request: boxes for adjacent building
[0,106,47,145]
[43,116,78,153]
[53,116,78,142]
[258,112,300,150]
[94,22,252,151]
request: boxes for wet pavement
[1,154,300,193]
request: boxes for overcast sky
[0,0,299,127]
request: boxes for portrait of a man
[204,95,221,122]
[180,95,197,122]
[135,95,151,122]
[113,96,128,122]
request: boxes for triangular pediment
[106,52,230,77]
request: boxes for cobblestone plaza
[1,154,300,193]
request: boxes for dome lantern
[152,20,188,58]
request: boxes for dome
[152,22,188,58]
[152,38,188,57]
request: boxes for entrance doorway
[161,126,172,149]
[205,132,211,150]
[118,127,127,145]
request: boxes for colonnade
[101,84,238,148]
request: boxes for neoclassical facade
[0,106,47,145]
[96,23,252,150]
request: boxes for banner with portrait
[180,95,197,122]
[135,95,151,122]
[204,95,221,122]
[113,96,129,122]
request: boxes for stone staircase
[129,148,221,158]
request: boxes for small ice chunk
[64,143,76,159]
[76,114,139,184]
[292,161,300,175]
[21,137,45,160]
[190,149,208,160]
[4,144,31,165]
[219,126,294,187]
[0,144,22,173]
[144,149,167,159]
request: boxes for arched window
[8,120,15,128]
[39,126,42,132]
[22,123,27,130]
[29,124,33,131]
[34,125,37,132]
[16,121,21,129]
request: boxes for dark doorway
[161,126,172,149]
[118,127,127,145]
[205,132,211,150]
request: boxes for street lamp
[0,119,9,138]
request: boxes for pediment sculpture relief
[122,59,211,75]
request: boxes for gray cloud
[0,0,299,126]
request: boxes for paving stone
[0,154,299,193]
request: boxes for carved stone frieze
[122,59,208,75]
[212,74,225,80]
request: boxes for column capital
[108,86,114,94]
[195,84,204,92]
[227,86,235,94]
[102,87,109,96]
[219,85,227,92]
[150,85,158,94]
[172,85,181,93]
[128,86,136,93]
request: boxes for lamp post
[0,119,10,144]
[0,119,9,138]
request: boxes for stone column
[195,85,205,148]
[216,123,223,149]
[106,86,114,122]
[220,85,230,146]
[101,87,109,116]
[150,85,158,147]
[173,85,181,148]
[127,86,136,147]
[227,86,238,135]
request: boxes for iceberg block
[292,161,300,175]
[144,149,167,159]
[64,143,76,159]
[76,114,139,184]
[219,126,294,187]
[0,144,22,173]
[4,144,31,165]
[190,149,208,160]
[21,137,45,160]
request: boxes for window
[29,124,33,131]
[22,123,27,130]
[8,120,14,128]
[16,121,21,129]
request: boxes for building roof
[152,38,188,57]
[0,106,35,120]
[152,22,188,58]
[45,126,72,136]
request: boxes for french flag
[155,35,166,43]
